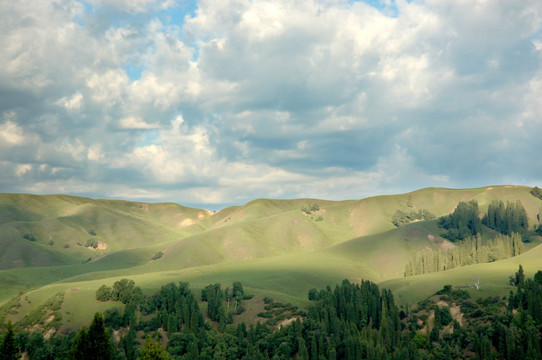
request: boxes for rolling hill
[1,185,541,329]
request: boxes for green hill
[1,185,541,329]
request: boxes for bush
[86,238,99,249]
[96,285,112,302]
[440,307,453,326]
[88,229,97,236]
[23,234,36,241]
[152,252,163,260]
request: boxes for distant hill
[1,185,541,329]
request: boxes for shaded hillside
[0,193,210,269]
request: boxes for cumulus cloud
[0,0,541,207]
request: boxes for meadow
[1,185,541,329]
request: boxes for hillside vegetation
[1,185,541,330]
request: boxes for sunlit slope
[380,242,542,306]
[0,193,210,268]
[347,185,541,237]
[2,250,367,328]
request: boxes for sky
[1,0,542,209]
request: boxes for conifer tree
[0,321,19,360]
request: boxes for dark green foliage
[5,270,542,360]
[119,328,138,360]
[256,298,303,325]
[482,200,529,236]
[151,252,163,260]
[70,313,113,360]
[301,203,320,215]
[0,322,19,360]
[103,307,123,330]
[87,229,97,236]
[86,238,99,249]
[530,186,542,200]
[438,200,482,241]
[201,283,224,322]
[110,279,142,305]
[96,284,113,301]
[308,288,318,301]
[23,233,36,241]
[439,306,452,326]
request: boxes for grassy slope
[380,241,542,306]
[1,185,541,328]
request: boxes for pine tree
[298,337,309,360]
[0,321,19,360]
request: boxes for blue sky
[1,0,541,209]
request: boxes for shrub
[23,234,36,241]
[96,285,112,302]
[86,238,99,249]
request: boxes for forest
[1,266,542,360]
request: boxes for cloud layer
[1,0,541,208]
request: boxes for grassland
[1,185,541,329]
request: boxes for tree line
[405,233,525,277]
[2,267,542,359]
[438,199,529,242]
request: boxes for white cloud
[119,117,159,130]
[56,92,84,111]
[15,164,32,176]
[0,119,25,146]
[0,0,541,206]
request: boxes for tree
[96,285,112,301]
[139,337,171,360]
[0,322,19,360]
[515,265,525,287]
[70,313,114,360]
[297,337,309,360]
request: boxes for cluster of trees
[96,279,143,305]
[300,203,320,215]
[201,282,250,331]
[3,268,542,359]
[530,186,542,200]
[391,209,435,227]
[438,199,530,242]
[482,200,529,237]
[405,233,525,276]
[438,200,482,241]
[86,238,99,249]
[417,266,542,360]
